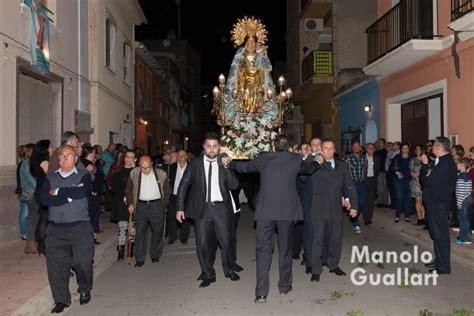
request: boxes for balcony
[301,50,333,83]
[300,0,332,19]
[452,0,473,20]
[449,0,474,41]
[363,0,452,76]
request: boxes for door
[18,73,52,145]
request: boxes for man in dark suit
[176,132,240,287]
[363,143,381,225]
[310,139,358,282]
[420,137,457,274]
[223,135,321,303]
[167,150,191,244]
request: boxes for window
[123,41,131,85]
[105,18,116,71]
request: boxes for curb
[12,231,117,316]
[372,209,474,271]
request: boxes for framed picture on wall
[450,134,458,146]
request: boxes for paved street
[64,207,474,316]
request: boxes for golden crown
[231,16,268,47]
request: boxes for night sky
[136,0,287,85]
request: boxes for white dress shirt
[367,155,374,177]
[139,171,161,201]
[173,163,187,195]
[326,159,335,169]
[203,156,223,202]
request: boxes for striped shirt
[456,172,472,207]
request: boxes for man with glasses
[420,137,457,274]
[41,145,94,313]
[125,156,171,267]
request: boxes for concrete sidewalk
[368,206,474,270]
[0,213,117,316]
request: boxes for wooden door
[401,99,428,147]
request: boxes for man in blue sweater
[41,145,94,313]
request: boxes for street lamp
[276,75,294,130]
[211,74,227,135]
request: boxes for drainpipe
[331,0,339,128]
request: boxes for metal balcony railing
[366,0,435,64]
[301,0,310,11]
[301,50,333,82]
[451,0,473,20]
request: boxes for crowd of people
[13,130,473,311]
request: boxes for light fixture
[185,137,189,141]
[278,75,286,87]
[218,73,226,85]
[138,117,148,125]
[364,104,371,112]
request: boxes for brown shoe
[24,240,37,254]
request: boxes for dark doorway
[401,94,443,147]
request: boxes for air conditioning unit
[304,18,324,32]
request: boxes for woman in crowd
[19,144,36,252]
[410,144,426,226]
[80,145,102,244]
[451,144,465,163]
[111,150,137,261]
[389,142,412,223]
[15,145,28,241]
[31,139,53,255]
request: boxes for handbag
[20,188,34,201]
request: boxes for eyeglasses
[59,153,75,158]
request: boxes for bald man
[125,156,171,267]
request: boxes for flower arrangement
[221,115,277,159]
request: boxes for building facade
[287,0,377,149]
[334,77,380,154]
[0,0,93,242]
[88,0,146,148]
[0,0,145,243]
[364,0,474,147]
[142,39,202,153]
[134,43,170,155]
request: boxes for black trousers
[36,205,49,254]
[293,221,304,257]
[194,203,233,279]
[425,202,451,273]
[229,211,240,266]
[255,220,294,297]
[167,195,191,242]
[45,221,94,306]
[387,173,396,208]
[134,200,165,262]
[363,176,377,223]
[311,215,343,275]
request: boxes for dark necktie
[207,160,214,203]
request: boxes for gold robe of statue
[237,41,265,113]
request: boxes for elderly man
[126,156,171,267]
[167,150,191,244]
[41,145,94,313]
[420,137,457,274]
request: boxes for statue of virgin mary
[221,17,280,125]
